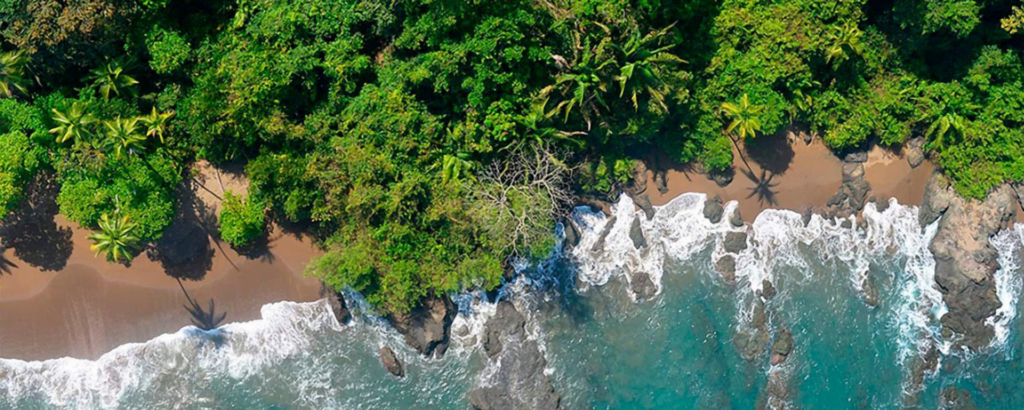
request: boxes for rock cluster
[822,150,872,219]
[388,295,457,357]
[379,346,404,377]
[920,173,1018,350]
[468,301,561,410]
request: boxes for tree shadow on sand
[0,249,18,275]
[740,168,780,207]
[743,131,795,176]
[0,172,74,272]
[178,278,228,331]
[147,180,221,281]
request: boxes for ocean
[2,193,1022,409]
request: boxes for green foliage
[218,191,267,247]
[89,58,139,101]
[0,131,43,214]
[145,27,191,75]
[87,212,140,262]
[49,102,96,144]
[0,50,30,98]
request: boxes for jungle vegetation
[1,0,1023,313]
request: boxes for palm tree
[613,24,687,113]
[721,94,764,140]
[924,112,969,149]
[542,28,616,129]
[824,24,865,68]
[103,117,146,159]
[0,50,30,98]
[513,98,586,147]
[89,57,139,101]
[88,213,140,262]
[49,102,96,144]
[139,107,175,143]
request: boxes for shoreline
[1,135,1019,362]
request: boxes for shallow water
[1,194,1022,409]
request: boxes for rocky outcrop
[922,173,1018,350]
[630,192,656,221]
[320,284,351,324]
[629,218,647,249]
[823,151,872,218]
[469,301,560,410]
[590,216,617,253]
[562,218,580,249]
[723,231,748,253]
[770,328,794,365]
[379,346,404,377]
[388,295,457,357]
[730,209,744,228]
[703,195,725,223]
[940,386,979,410]
[905,137,925,168]
[630,271,658,300]
[759,279,777,300]
[1013,184,1024,213]
[734,301,770,361]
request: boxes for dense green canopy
[2,0,1023,312]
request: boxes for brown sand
[640,133,937,220]
[0,164,323,361]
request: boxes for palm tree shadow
[740,167,780,207]
[0,250,18,275]
[0,172,74,272]
[177,278,228,331]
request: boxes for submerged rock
[469,301,561,410]
[760,279,777,300]
[715,255,737,282]
[703,195,725,224]
[723,231,748,253]
[941,387,979,410]
[629,218,647,249]
[379,346,404,378]
[630,271,658,300]
[770,328,794,365]
[388,295,456,357]
[319,283,351,324]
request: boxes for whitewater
[2,193,1022,409]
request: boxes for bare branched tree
[472,143,574,257]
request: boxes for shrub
[218,191,266,247]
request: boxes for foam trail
[987,223,1024,349]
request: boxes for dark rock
[844,151,868,163]
[926,175,1018,350]
[723,231,748,253]
[907,150,924,169]
[319,283,351,324]
[875,197,890,213]
[1014,184,1024,213]
[827,190,847,207]
[562,219,580,249]
[770,328,794,365]
[752,301,767,328]
[846,179,871,212]
[590,216,617,253]
[469,301,561,410]
[629,218,646,250]
[730,209,744,228]
[388,295,456,357]
[862,275,879,307]
[715,255,736,282]
[841,219,853,229]
[379,346,404,377]
[703,196,725,224]
[653,172,669,195]
[760,279,777,300]
[842,162,865,183]
[628,161,649,195]
[710,169,733,187]
[801,207,813,227]
[631,193,656,220]
[630,271,658,300]
[802,131,813,145]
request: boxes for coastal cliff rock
[703,195,725,223]
[922,173,1017,350]
[469,301,561,410]
[379,346,404,378]
[1013,184,1024,213]
[319,284,351,324]
[388,295,456,357]
[630,192,656,220]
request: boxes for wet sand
[0,166,323,361]
[642,135,936,219]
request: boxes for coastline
[1,134,1017,363]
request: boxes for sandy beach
[642,133,936,219]
[0,135,1015,362]
[0,165,323,361]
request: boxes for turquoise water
[1,194,1022,409]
